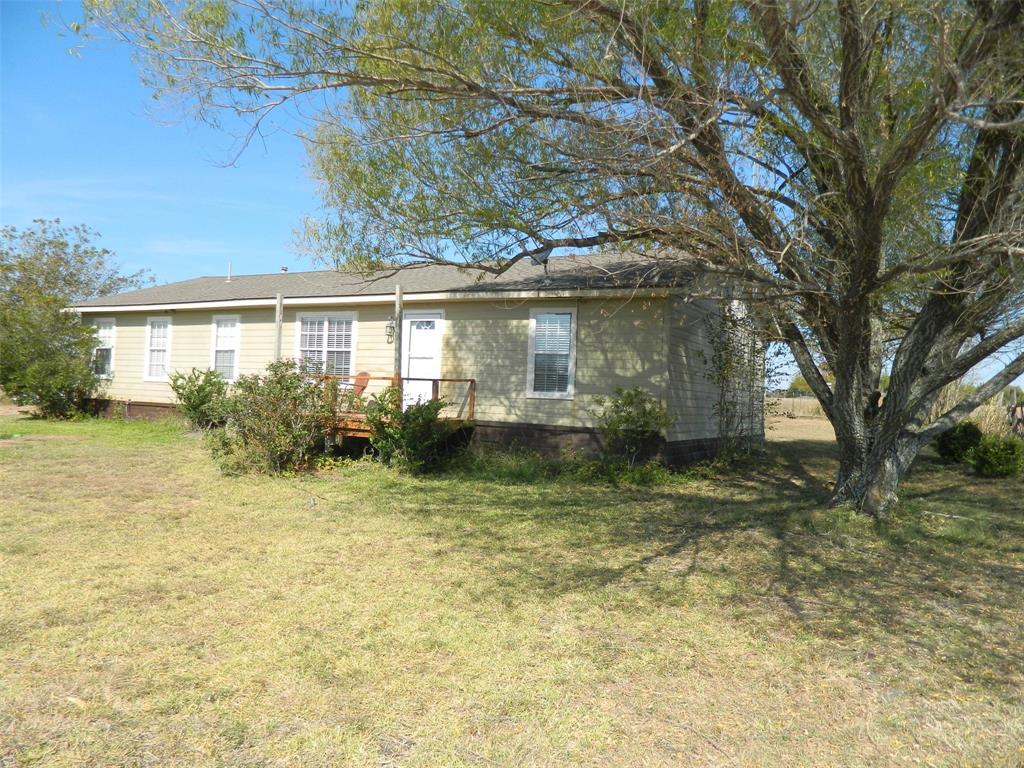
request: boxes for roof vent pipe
[225,262,232,283]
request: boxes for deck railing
[318,373,476,422]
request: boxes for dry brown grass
[1,415,1022,767]
[769,396,827,419]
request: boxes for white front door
[401,311,444,407]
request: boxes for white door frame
[401,309,444,405]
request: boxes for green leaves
[211,360,334,474]
[169,368,229,429]
[592,386,669,467]
[364,386,457,473]
[0,220,149,418]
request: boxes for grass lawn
[1,414,1022,766]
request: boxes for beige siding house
[74,255,763,462]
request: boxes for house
[72,254,764,463]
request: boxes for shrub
[568,457,675,486]
[592,386,670,466]
[210,360,333,474]
[0,307,100,418]
[966,435,1024,478]
[364,386,457,473]
[935,420,983,463]
[170,368,228,429]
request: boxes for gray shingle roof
[74,253,693,308]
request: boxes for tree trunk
[827,386,870,506]
[828,430,922,517]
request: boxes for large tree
[0,219,150,416]
[84,0,1023,514]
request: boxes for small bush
[966,435,1024,478]
[170,368,228,429]
[364,386,457,473]
[210,360,333,474]
[935,421,983,463]
[592,386,670,466]
[569,458,675,487]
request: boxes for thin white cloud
[0,174,282,223]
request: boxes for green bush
[592,386,670,466]
[364,386,457,473]
[210,360,333,474]
[569,458,675,487]
[935,420,983,463]
[169,368,228,429]
[966,435,1024,478]
[0,307,100,418]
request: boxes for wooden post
[273,293,284,360]
[393,285,403,398]
[431,379,440,402]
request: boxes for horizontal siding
[91,310,278,404]
[665,296,764,441]
[666,297,721,441]
[91,297,670,428]
[441,297,667,428]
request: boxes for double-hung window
[93,318,115,378]
[527,307,576,398]
[296,313,356,376]
[211,315,240,381]
[144,317,172,381]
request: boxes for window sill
[526,391,575,401]
[143,376,169,383]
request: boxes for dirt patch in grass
[0,434,83,445]
[0,402,32,419]
[0,415,1021,767]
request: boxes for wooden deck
[319,374,476,439]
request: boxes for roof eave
[70,286,676,313]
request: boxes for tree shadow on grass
[398,438,1024,695]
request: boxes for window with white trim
[211,316,240,380]
[145,317,171,380]
[93,319,115,378]
[297,314,354,376]
[528,307,576,398]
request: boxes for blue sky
[1,0,319,284]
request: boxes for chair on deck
[351,371,371,397]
